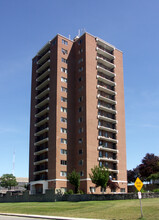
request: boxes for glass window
[61,58,67,63]
[99,151,102,157]
[61,67,67,73]
[78,128,83,133]
[62,39,68,45]
[78,138,83,144]
[61,149,67,154]
[61,128,67,133]
[99,161,102,167]
[60,160,67,165]
[61,48,68,54]
[78,117,82,123]
[79,149,83,155]
[78,96,83,102]
[90,187,96,193]
[80,171,84,177]
[61,117,67,123]
[61,86,67,93]
[60,171,67,177]
[61,96,67,102]
[61,138,67,144]
[120,188,125,193]
[61,107,67,113]
[78,66,83,72]
[78,77,82,82]
[61,77,67,83]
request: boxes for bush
[78,190,84,194]
[153,188,159,193]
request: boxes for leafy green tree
[0,174,18,189]
[67,170,80,193]
[147,172,159,183]
[89,166,109,191]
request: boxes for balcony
[33,169,48,175]
[36,88,50,100]
[98,157,119,163]
[97,94,117,105]
[34,147,49,155]
[36,59,50,74]
[35,97,50,108]
[34,127,49,137]
[98,146,118,153]
[34,158,48,165]
[35,107,49,118]
[34,137,49,146]
[97,65,115,77]
[97,57,115,69]
[34,117,49,127]
[97,75,116,86]
[96,38,114,53]
[37,41,51,56]
[97,85,116,95]
[97,104,117,114]
[36,78,50,91]
[36,68,50,82]
[108,169,119,174]
[37,50,51,65]
[98,125,117,134]
[98,115,117,124]
[98,135,118,144]
[96,46,114,60]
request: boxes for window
[61,138,67,144]
[61,58,67,63]
[78,128,83,133]
[78,58,83,64]
[98,121,102,126]
[61,77,67,83]
[61,149,67,154]
[104,142,108,147]
[78,67,83,72]
[78,96,83,102]
[90,187,96,193]
[52,39,56,46]
[79,149,83,155]
[61,67,67,73]
[61,128,67,133]
[61,187,67,192]
[78,107,82,112]
[62,39,68,45]
[60,160,67,165]
[78,39,82,45]
[78,77,82,82]
[60,171,67,177]
[78,48,83,54]
[61,86,67,93]
[111,188,116,193]
[99,151,102,157]
[99,130,102,136]
[120,188,125,193]
[105,162,108,168]
[61,96,67,102]
[61,117,67,123]
[80,171,84,177]
[78,117,82,123]
[104,132,108,137]
[61,107,67,113]
[100,187,106,192]
[78,86,83,92]
[61,48,68,54]
[99,161,102,167]
[78,138,83,144]
[79,160,83,165]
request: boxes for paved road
[0,216,49,220]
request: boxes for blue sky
[0,0,159,177]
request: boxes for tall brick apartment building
[29,32,127,194]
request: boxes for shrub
[153,188,159,193]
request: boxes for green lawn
[0,198,158,220]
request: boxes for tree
[107,179,120,191]
[67,170,80,193]
[147,172,159,183]
[0,174,18,189]
[138,153,159,181]
[89,166,109,191]
[127,166,140,183]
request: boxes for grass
[0,198,159,220]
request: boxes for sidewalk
[0,213,102,220]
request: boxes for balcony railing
[98,115,117,124]
[34,117,49,127]
[34,137,49,146]
[97,75,116,86]
[98,146,118,153]
[35,107,49,118]
[36,68,50,82]
[98,125,117,134]
[36,59,50,74]
[98,157,119,163]
[36,78,50,91]
[34,127,49,137]
[37,41,51,56]
[97,85,116,95]
[37,50,50,65]
[97,57,115,69]
[96,46,114,60]
[97,104,117,114]
[34,158,48,165]
[35,97,50,108]
[34,147,49,155]
[96,38,114,53]
[97,94,117,105]
[98,135,118,144]
[97,65,115,77]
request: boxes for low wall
[0,190,159,203]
